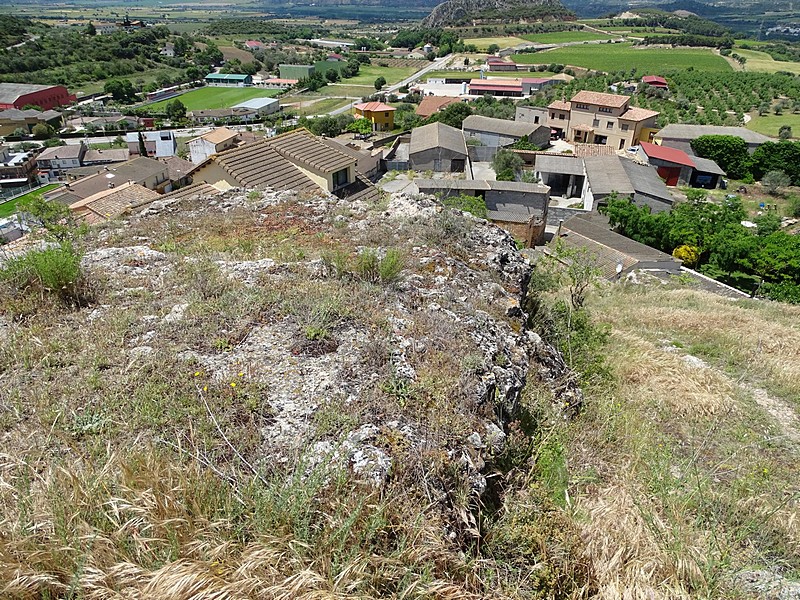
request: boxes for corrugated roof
[584,155,634,196]
[639,141,694,167]
[0,108,61,121]
[571,90,630,108]
[535,154,585,176]
[619,106,660,122]
[469,79,522,89]
[462,114,542,138]
[267,128,354,173]
[619,158,673,204]
[205,73,250,81]
[233,97,280,109]
[410,122,467,156]
[416,179,492,191]
[485,191,547,224]
[0,83,65,105]
[655,124,771,145]
[691,155,726,176]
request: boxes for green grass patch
[346,64,418,86]
[0,184,60,219]
[463,36,529,51]
[147,87,281,111]
[282,97,352,116]
[512,43,732,74]
[520,30,615,44]
[746,112,800,139]
[315,84,375,98]
[735,48,800,75]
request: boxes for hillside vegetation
[0,187,798,599]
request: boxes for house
[327,53,343,61]
[409,122,468,173]
[462,115,550,149]
[204,73,253,87]
[515,105,549,127]
[556,212,681,279]
[244,40,265,50]
[641,75,668,90]
[486,58,518,72]
[353,102,396,132]
[232,97,280,116]
[654,124,771,155]
[0,108,63,136]
[468,79,524,97]
[187,107,258,124]
[126,130,177,158]
[0,144,38,187]
[584,155,674,213]
[0,83,76,111]
[93,21,121,35]
[82,148,130,167]
[192,128,381,203]
[160,156,197,188]
[321,137,382,179]
[636,141,725,188]
[414,178,550,245]
[546,91,660,149]
[279,65,315,80]
[188,127,240,164]
[534,154,586,200]
[68,182,160,225]
[160,43,175,58]
[45,156,172,205]
[415,96,461,119]
[35,143,88,179]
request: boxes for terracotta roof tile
[571,90,630,108]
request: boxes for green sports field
[0,184,59,219]
[147,87,282,111]
[512,43,732,74]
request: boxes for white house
[188,127,239,164]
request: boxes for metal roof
[0,83,65,104]
[639,141,694,167]
[233,97,280,110]
[619,159,673,205]
[690,155,726,176]
[462,115,541,138]
[410,122,467,156]
[204,73,251,81]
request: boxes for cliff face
[0,184,584,597]
[422,0,574,27]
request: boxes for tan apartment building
[546,91,659,150]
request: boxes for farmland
[520,30,617,44]
[735,48,800,75]
[281,96,352,116]
[147,87,281,111]
[462,36,528,51]
[345,64,418,86]
[512,43,732,74]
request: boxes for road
[61,122,276,146]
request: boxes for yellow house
[353,101,396,132]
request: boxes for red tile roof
[620,106,660,122]
[548,100,571,111]
[571,90,630,108]
[354,101,396,112]
[415,95,461,118]
[642,75,668,86]
[640,141,695,167]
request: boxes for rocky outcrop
[423,0,573,27]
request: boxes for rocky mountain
[423,0,574,27]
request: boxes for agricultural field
[462,36,528,51]
[520,30,616,44]
[344,64,418,86]
[315,84,376,98]
[281,96,352,116]
[219,46,256,63]
[735,48,800,75]
[512,43,732,74]
[746,112,800,138]
[147,87,281,111]
[0,184,59,219]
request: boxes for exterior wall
[2,86,76,110]
[356,109,394,132]
[515,106,548,126]
[568,100,632,149]
[189,139,216,164]
[279,65,315,80]
[463,128,518,148]
[486,188,549,214]
[409,148,468,172]
[191,161,240,189]
[548,108,570,137]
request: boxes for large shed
[409,122,468,173]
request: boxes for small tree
[325,68,340,82]
[12,127,28,138]
[374,76,387,91]
[31,123,54,139]
[165,99,187,121]
[85,22,96,36]
[347,118,373,136]
[492,149,524,180]
[487,43,500,54]
[779,125,793,140]
[137,132,148,157]
[762,170,791,194]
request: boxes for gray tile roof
[690,155,726,176]
[462,115,542,138]
[47,157,168,201]
[410,122,467,156]
[37,145,84,161]
[584,155,635,196]
[656,124,771,145]
[213,139,318,192]
[83,148,130,164]
[619,159,673,204]
[267,128,355,173]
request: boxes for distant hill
[422,0,574,27]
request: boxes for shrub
[324,247,404,284]
[672,244,700,267]
[0,241,88,306]
[440,194,488,218]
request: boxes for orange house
[353,101,396,132]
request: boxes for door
[657,166,681,186]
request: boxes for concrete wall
[409,147,467,172]
[464,129,518,148]
[468,145,498,162]
[515,106,548,126]
[486,188,548,214]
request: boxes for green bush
[0,241,87,305]
[324,247,404,284]
[440,194,488,219]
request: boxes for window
[575,103,589,110]
[559,113,565,120]
[606,121,614,129]
[332,168,349,188]
[621,124,629,131]
[592,119,600,127]
[598,107,613,113]
[550,112,555,119]
[534,116,540,124]
[384,112,389,117]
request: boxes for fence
[0,182,52,203]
